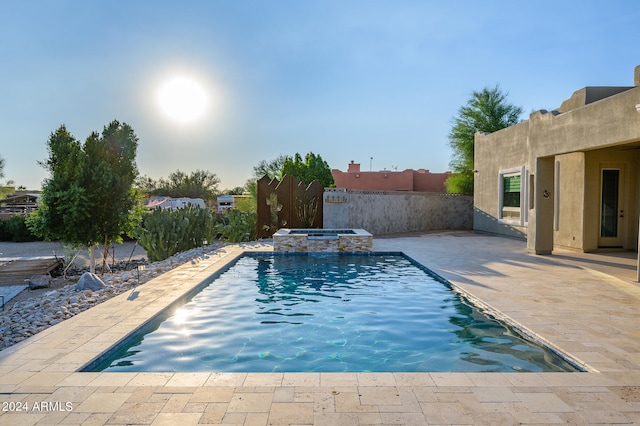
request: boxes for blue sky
[1,1,638,191]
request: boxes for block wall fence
[323,189,473,235]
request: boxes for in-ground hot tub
[273,228,373,252]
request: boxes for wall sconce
[355,174,360,178]
[636,104,640,113]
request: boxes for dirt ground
[0,241,147,309]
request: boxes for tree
[139,169,220,204]
[83,121,140,254]
[225,186,246,195]
[135,175,158,196]
[245,152,333,208]
[0,155,15,188]
[253,155,287,181]
[281,152,334,188]
[27,125,86,244]
[0,156,13,200]
[446,85,523,194]
[244,155,287,200]
[28,121,140,273]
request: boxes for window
[503,175,521,207]
[499,166,527,225]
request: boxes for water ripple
[92,254,577,373]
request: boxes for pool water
[87,253,577,373]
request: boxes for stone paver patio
[1,232,640,425]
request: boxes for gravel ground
[0,241,229,351]
[0,241,147,308]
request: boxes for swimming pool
[85,253,578,373]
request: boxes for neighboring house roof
[144,196,206,209]
[1,193,41,203]
[145,197,169,208]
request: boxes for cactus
[134,206,221,262]
[294,191,319,228]
[214,209,257,243]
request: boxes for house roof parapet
[557,86,634,113]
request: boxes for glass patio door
[599,167,624,247]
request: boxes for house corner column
[637,215,640,282]
[527,157,554,255]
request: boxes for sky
[1,1,639,191]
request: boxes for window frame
[498,166,528,226]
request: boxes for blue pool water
[87,253,577,373]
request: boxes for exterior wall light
[636,104,640,113]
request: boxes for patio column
[527,157,555,255]
[637,215,640,282]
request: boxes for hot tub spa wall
[273,231,373,252]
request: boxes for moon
[157,76,209,123]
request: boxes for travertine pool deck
[2,232,640,425]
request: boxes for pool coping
[2,235,640,424]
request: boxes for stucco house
[474,65,640,259]
[332,161,450,192]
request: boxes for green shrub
[0,215,41,242]
[214,209,257,243]
[233,196,256,213]
[134,206,220,262]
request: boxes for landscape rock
[0,241,228,351]
[28,274,52,290]
[75,273,105,291]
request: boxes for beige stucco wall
[553,153,585,250]
[473,121,529,239]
